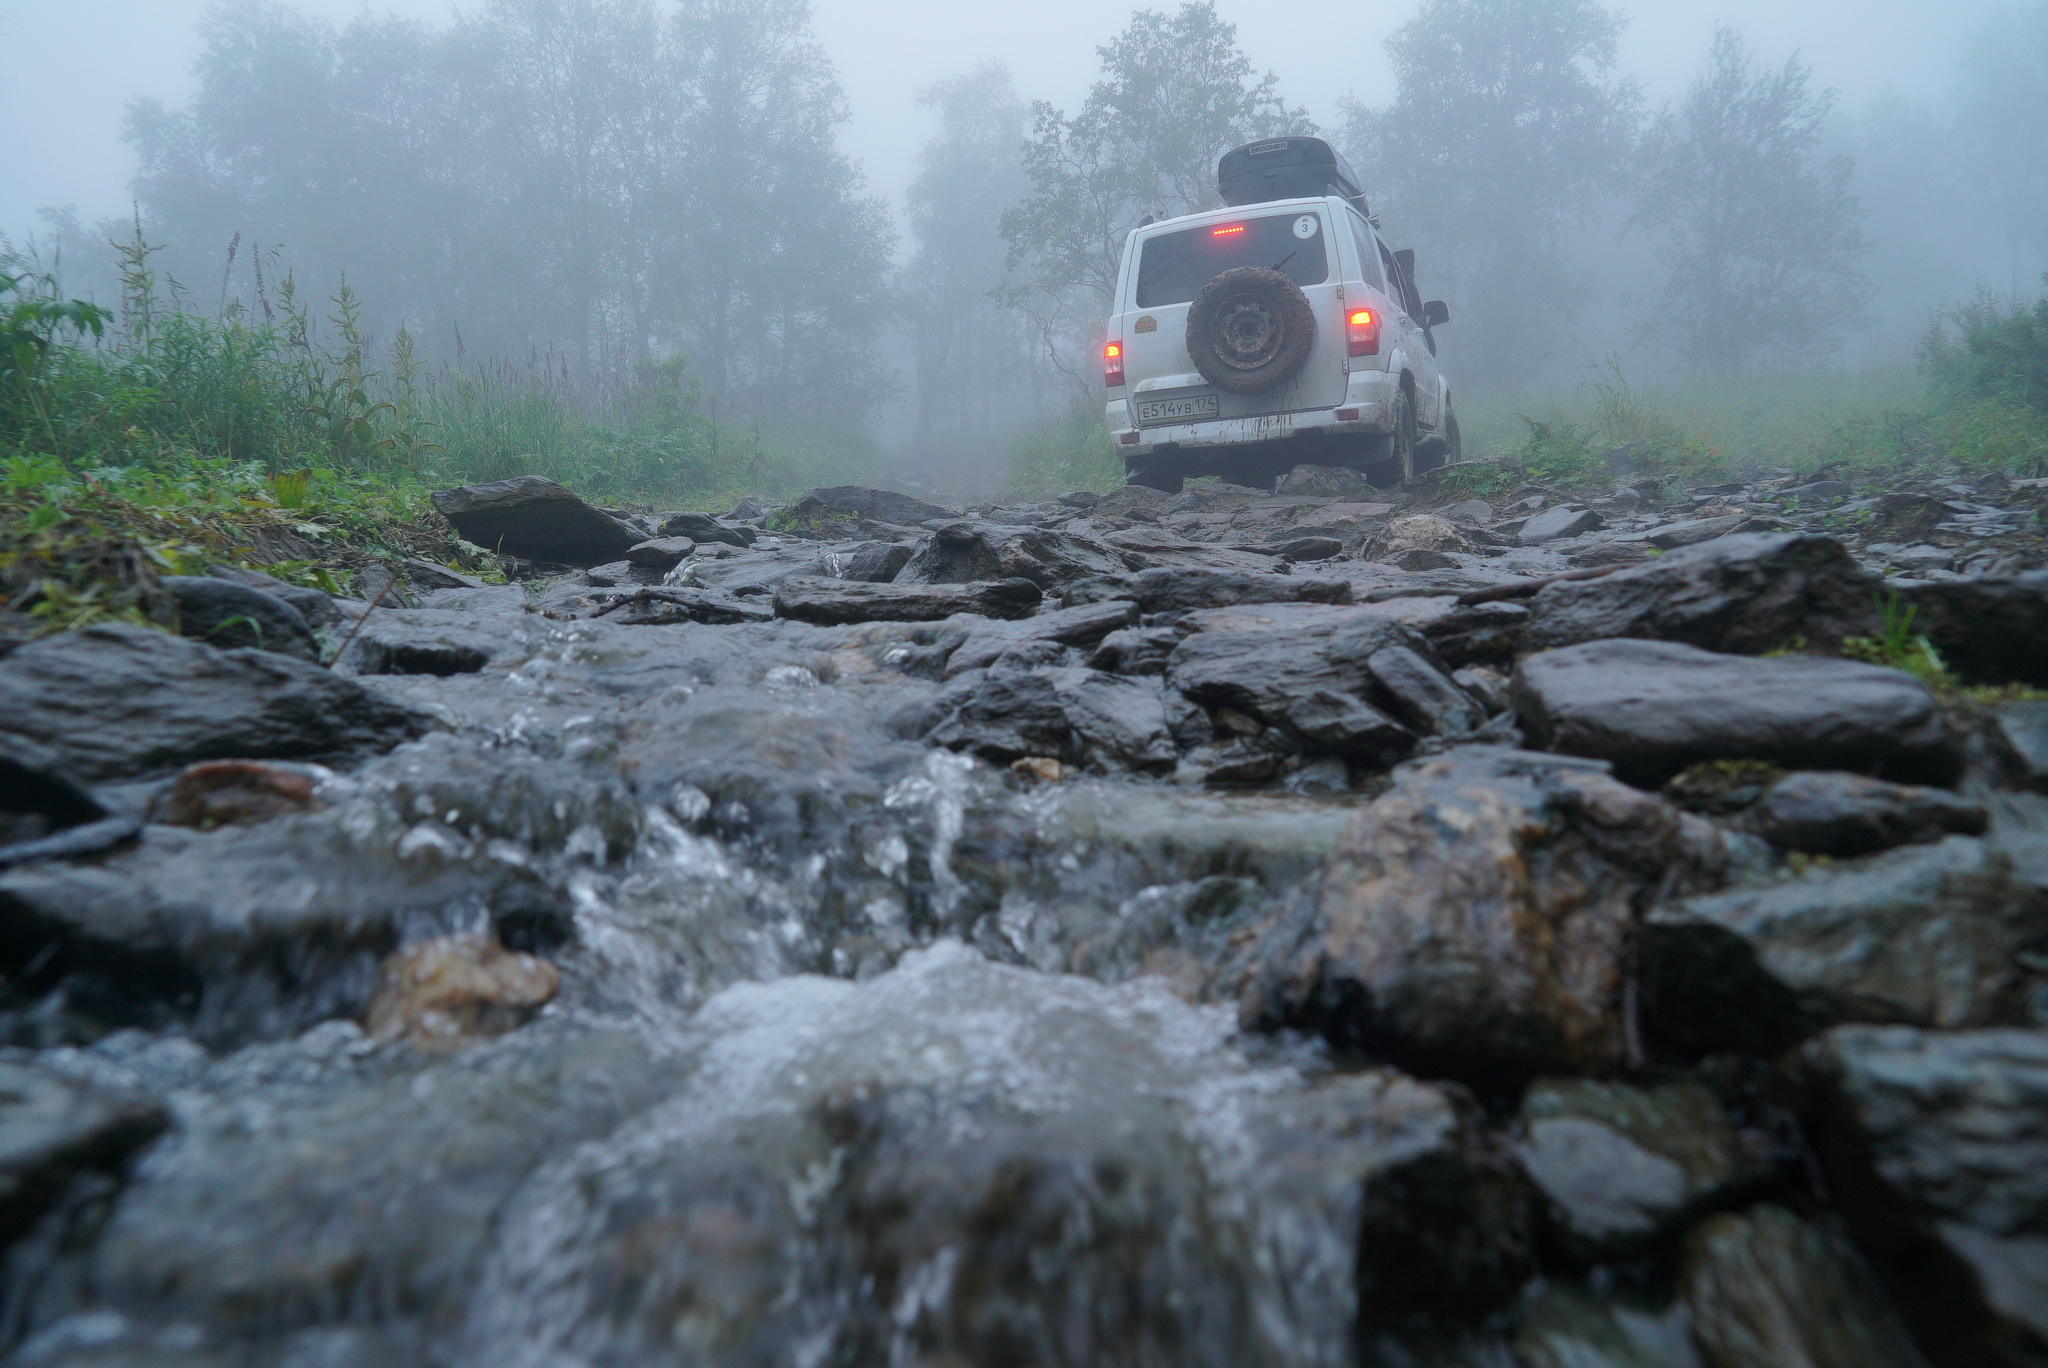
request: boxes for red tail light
[1104,340,1125,388]
[1346,307,1380,357]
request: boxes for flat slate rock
[1750,770,1986,855]
[773,576,1042,625]
[0,1059,167,1245]
[896,519,1125,588]
[0,624,433,783]
[1641,835,2046,1054]
[1896,569,2048,686]
[431,475,640,566]
[939,600,1137,678]
[1061,567,1351,614]
[1524,533,1882,655]
[1513,638,1959,786]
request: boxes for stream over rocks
[0,466,2046,1366]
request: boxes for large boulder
[1241,748,1726,1084]
[1518,505,1604,545]
[772,577,1042,625]
[0,625,433,783]
[896,519,1126,588]
[1641,836,2048,1056]
[430,475,640,566]
[653,510,751,548]
[1897,570,2048,686]
[1523,533,1882,655]
[1797,1025,2048,1367]
[1061,567,1352,614]
[161,576,320,662]
[1514,639,1960,787]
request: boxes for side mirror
[1422,299,1450,329]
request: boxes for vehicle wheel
[1363,386,1417,488]
[1414,401,1457,474]
[1125,459,1183,494]
[1185,267,1317,396]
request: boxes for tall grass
[1004,400,1121,498]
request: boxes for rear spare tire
[1185,266,1317,396]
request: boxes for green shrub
[1006,401,1120,497]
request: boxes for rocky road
[0,461,2045,1366]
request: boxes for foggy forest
[5,0,2046,505]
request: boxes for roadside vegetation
[0,239,870,637]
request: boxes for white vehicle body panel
[1104,196,1448,464]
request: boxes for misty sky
[0,0,2009,244]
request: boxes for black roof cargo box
[1217,136,1367,211]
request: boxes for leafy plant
[1841,593,1951,689]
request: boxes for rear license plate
[1135,393,1219,423]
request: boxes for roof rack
[1216,137,1368,216]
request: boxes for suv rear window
[1134,212,1329,308]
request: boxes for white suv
[1104,137,1460,493]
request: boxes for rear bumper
[1107,370,1397,456]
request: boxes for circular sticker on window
[1292,214,1319,239]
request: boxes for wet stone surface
[0,473,2044,1365]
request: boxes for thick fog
[3,0,2042,467]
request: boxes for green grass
[1005,400,1122,498]
[0,238,878,635]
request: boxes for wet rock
[337,606,527,675]
[1090,483,1173,518]
[781,484,953,528]
[1275,464,1368,497]
[1101,525,1284,573]
[1795,479,1854,503]
[157,760,324,828]
[364,934,559,1050]
[654,509,752,548]
[1680,1204,1922,1368]
[0,1060,166,1247]
[917,667,1177,773]
[430,475,640,566]
[1418,600,1530,667]
[586,586,776,626]
[622,535,694,569]
[1518,1078,1748,1255]
[400,556,487,591]
[1525,533,1882,655]
[0,731,632,1043]
[1514,639,1959,787]
[840,540,916,582]
[1513,1284,1702,1368]
[1439,498,1495,524]
[1164,611,1432,762]
[939,600,1136,678]
[1641,836,2048,1055]
[1897,570,2048,686]
[1061,566,1352,614]
[0,625,433,783]
[1797,1024,2048,1367]
[896,518,1125,588]
[1272,534,1347,562]
[1641,514,1748,549]
[1367,514,1470,561]
[1242,747,1726,1083]
[1750,770,1986,855]
[161,576,320,662]
[0,734,105,850]
[1992,702,2048,792]
[772,576,1041,625]
[1520,505,1605,545]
